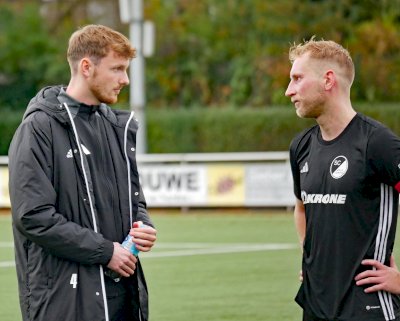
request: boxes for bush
[146,103,400,153]
[0,3,70,110]
[1,103,399,156]
[0,109,24,155]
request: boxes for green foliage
[146,103,400,154]
[0,109,24,155]
[0,3,71,109]
[356,102,400,131]
[1,0,400,156]
[145,0,400,107]
[1,1,400,109]
[349,19,400,101]
[1,104,400,155]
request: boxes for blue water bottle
[105,221,147,282]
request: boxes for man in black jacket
[8,24,157,321]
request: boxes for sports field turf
[1,209,398,321]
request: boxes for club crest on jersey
[330,155,348,179]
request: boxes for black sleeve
[367,126,400,192]
[9,112,113,265]
[136,186,155,228]
[289,136,302,200]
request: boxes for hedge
[1,103,399,155]
[146,104,400,153]
[0,109,24,156]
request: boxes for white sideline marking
[155,242,294,249]
[0,242,13,248]
[141,243,297,259]
[0,243,298,268]
[0,261,15,268]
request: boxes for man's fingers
[130,228,157,252]
[125,257,137,269]
[117,258,136,276]
[355,270,379,281]
[363,283,384,293]
[132,232,157,242]
[121,264,135,276]
[360,259,385,270]
[116,247,137,275]
[131,229,157,240]
[355,276,381,286]
[133,238,154,247]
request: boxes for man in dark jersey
[285,38,400,321]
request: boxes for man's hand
[355,255,400,294]
[107,242,137,277]
[130,221,157,253]
[299,269,303,282]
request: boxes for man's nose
[285,82,294,97]
[121,72,130,86]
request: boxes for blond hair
[289,37,355,85]
[67,24,136,72]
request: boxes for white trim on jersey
[374,184,395,321]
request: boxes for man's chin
[296,109,306,118]
[100,97,118,105]
[296,109,314,119]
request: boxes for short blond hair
[67,24,136,72]
[289,37,355,85]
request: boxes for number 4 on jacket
[70,273,78,289]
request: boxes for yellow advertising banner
[0,167,10,208]
[207,164,245,206]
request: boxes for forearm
[14,205,114,265]
[294,199,306,248]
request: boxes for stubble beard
[297,104,320,119]
[90,70,118,105]
[91,83,117,105]
[296,90,325,119]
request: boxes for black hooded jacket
[8,86,153,321]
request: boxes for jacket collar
[24,85,131,128]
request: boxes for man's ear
[80,58,93,78]
[324,70,336,91]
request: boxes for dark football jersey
[290,113,400,321]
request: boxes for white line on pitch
[141,243,297,258]
[0,242,13,248]
[0,243,298,267]
[0,261,15,268]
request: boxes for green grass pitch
[2,209,398,321]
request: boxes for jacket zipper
[63,103,110,321]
